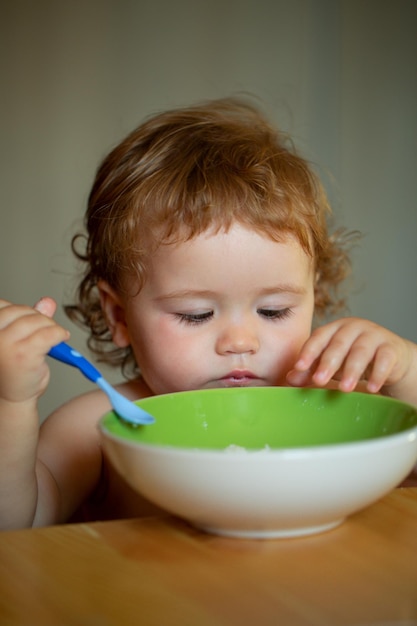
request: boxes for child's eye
[257,308,293,321]
[175,311,214,325]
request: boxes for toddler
[1,98,416,529]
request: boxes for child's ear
[97,280,130,348]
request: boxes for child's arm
[0,299,63,527]
[286,317,417,407]
[0,298,104,529]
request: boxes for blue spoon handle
[47,341,155,426]
[47,342,102,383]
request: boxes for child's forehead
[130,223,315,300]
[156,222,313,256]
[150,224,312,270]
[119,222,315,294]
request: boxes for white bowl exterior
[100,427,417,538]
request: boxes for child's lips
[219,371,260,386]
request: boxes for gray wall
[1,0,416,418]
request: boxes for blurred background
[1,0,416,418]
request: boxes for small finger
[0,303,37,331]
[34,297,57,318]
[293,329,335,372]
[286,368,315,388]
[365,345,398,393]
[309,331,367,388]
[326,342,377,392]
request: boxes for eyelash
[257,308,293,321]
[175,312,214,326]
[175,308,293,326]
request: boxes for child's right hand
[0,297,70,405]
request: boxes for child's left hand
[286,317,417,406]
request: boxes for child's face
[115,224,315,395]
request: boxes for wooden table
[1,488,417,626]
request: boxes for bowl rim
[130,385,417,408]
[98,387,417,457]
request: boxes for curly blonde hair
[65,97,355,374]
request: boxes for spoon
[48,342,155,426]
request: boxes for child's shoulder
[115,376,153,402]
[39,388,113,461]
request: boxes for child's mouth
[220,371,259,386]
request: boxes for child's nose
[216,322,259,355]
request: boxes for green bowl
[101,387,417,449]
[99,387,417,538]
